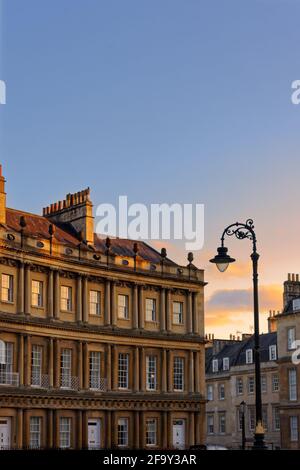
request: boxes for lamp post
[240,401,246,450]
[210,219,266,450]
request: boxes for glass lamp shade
[209,246,235,272]
[216,262,229,273]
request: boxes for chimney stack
[43,188,94,244]
[283,273,300,308]
[0,165,6,225]
[267,310,278,333]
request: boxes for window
[89,351,101,389]
[207,415,214,434]
[290,416,298,442]
[219,384,225,400]
[246,349,253,364]
[173,301,183,325]
[146,355,157,391]
[1,274,13,302]
[31,280,43,307]
[89,290,101,316]
[59,417,71,448]
[273,408,280,431]
[223,357,229,371]
[146,419,157,446]
[0,342,13,384]
[262,408,268,431]
[236,377,243,395]
[272,374,279,392]
[237,408,246,432]
[117,418,128,447]
[212,359,218,373]
[60,349,72,388]
[31,345,42,387]
[249,408,255,432]
[219,413,226,434]
[289,368,297,401]
[30,417,41,449]
[173,357,184,391]
[269,345,277,361]
[248,376,255,394]
[60,286,72,311]
[145,298,156,322]
[118,353,129,389]
[207,384,213,401]
[261,375,267,393]
[287,327,296,351]
[118,295,129,319]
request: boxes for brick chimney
[267,310,278,333]
[283,273,300,308]
[43,188,94,245]
[0,165,6,225]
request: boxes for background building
[0,165,206,449]
[205,330,280,449]
[277,273,300,449]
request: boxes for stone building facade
[0,165,206,449]
[205,332,280,449]
[276,273,300,449]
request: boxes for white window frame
[59,417,71,448]
[1,274,13,303]
[272,374,279,392]
[31,280,43,308]
[290,416,299,442]
[146,355,157,391]
[219,383,225,400]
[289,368,297,401]
[207,384,213,401]
[173,356,184,391]
[219,413,226,434]
[212,359,218,373]
[287,327,296,351]
[248,376,255,394]
[145,298,156,322]
[146,418,157,446]
[29,416,41,449]
[60,286,72,312]
[118,295,129,320]
[261,375,267,393]
[173,301,183,325]
[269,345,277,361]
[246,349,253,364]
[31,344,42,387]
[89,351,101,389]
[118,353,129,389]
[0,342,13,384]
[236,377,243,395]
[60,349,72,389]
[89,290,101,316]
[117,418,128,447]
[222,357,229,371]
[207,415,214,435]
[273,408,280,432]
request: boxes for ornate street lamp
[210,219,266,450]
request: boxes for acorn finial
[161,247,167,259]
[187,252,194,264]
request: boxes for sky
[1,0,300,338]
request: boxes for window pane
[31,345,42,386]
[173,302,183,324]
[32,280,43,307]
[118,295,129,319]
[90,290,101,316]
[146,298,156,322]
[1,274,13,302]
[89,351,101,389]
[146,419,157,446]
[117,418,128,446]
[60,417,71,448]
[30,417,41,449]
[146,356,157,390]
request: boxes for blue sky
[1,0,300,336]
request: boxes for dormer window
[223,357,229,371]
[212,359,218,373]
[246,349,253,364]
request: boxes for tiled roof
[4,208,178,265]
[206,332,277,373]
